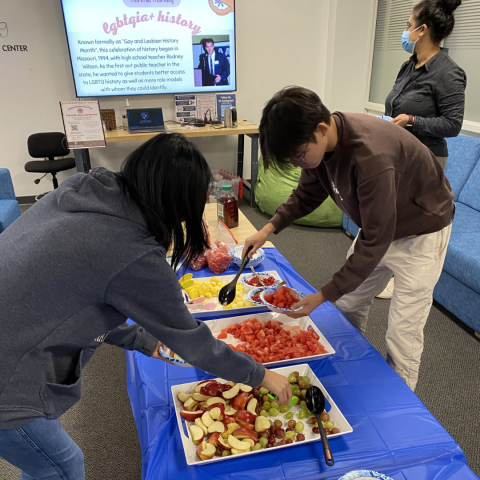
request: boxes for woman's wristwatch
[406,114,415,132]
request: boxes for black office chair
[25,132,76,191]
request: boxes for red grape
[292,371,300,378]
[320,412,330,422]
[268,436,276,444]
[308,417,317,425]
[312,427,320,434]
[252,388,260,398]
[287,420,296,429]
[215,447,223,457]
[276,428,285,439]
[286,438,293,444]
[296,434,305,442]
[331,428,340,434]
[286,427,293,432]
[280,439,287,445]
[261,432,269,438]
[265,443,273,448]
[274,420,283,429]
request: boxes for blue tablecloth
[125,248,477,480]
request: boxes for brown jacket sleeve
[321,169,400,303]
[269,168,329,233]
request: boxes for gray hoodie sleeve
[103,249,265,387]
[104,322,159,357]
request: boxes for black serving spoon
[305,386,334,466]
[218,246,253,306]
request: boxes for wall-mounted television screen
[60,0,236,97]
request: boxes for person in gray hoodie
[0,133,291,479]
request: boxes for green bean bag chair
[255,158,343,228]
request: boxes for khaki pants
[436,156,448,170]
[336,223,452,391]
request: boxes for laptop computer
[127,108,166,133]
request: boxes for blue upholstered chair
[0,168,21,233]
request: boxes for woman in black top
[385,0,466,170]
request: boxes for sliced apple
[205,397,226,407]
[226,381,236,387]
[201,411,214,428]
[194,418,208,436]
[231,448,249,455]
[240,384,253,393]
[254,415,271,433]
[197,440,216,460]
[246,398,258,415]
[177,392,192,403]
[218,436,232,450]
[224,406,237,416]
[232,428,258,440]
[235,419,255,430]
[208,407,224,421]
[209,432,221,446]
[234,409,257,424]
[189,425,205,445]
[207,421,225,434]
[228,435,251,451]
[194,380,213,393]
[192,393,210,402]
[184,397,198,411]
[222,383,240,400]
[221,422,241,439]
[241,438,256,447]
[180,410,203,422]
[230,392,253,410]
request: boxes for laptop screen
[127,108,165,130]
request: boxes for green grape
[259,387,269,395]
[252,443,262,451]
[288,374,297,383]
[306,409,313,416]
[221,450,231,457]
[269,408,279,417]
[298,410,307,420]
[271,401,279,409]
[285,412,294,420]
[263,401,271,410]
[285,430,295,440]
[260,410,269,418]
[302,376,310,385]
[324,421,334,430]
[279,405,289,413]
[299,401,307,410]
[290,384,298,393]
[259,436,269,447]
[292,386,301,394]
[295,421,305,433]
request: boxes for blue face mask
[401,26,422,54]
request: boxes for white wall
[324,0,376,114]
[0,0,329,198]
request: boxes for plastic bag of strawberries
[206,220,237,275]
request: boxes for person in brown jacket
[243,87,454,391]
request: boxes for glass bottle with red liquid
[217,184,238,228]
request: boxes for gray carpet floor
[1,201,479,479]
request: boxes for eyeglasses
[291,141,309,166]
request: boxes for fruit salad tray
[180,271,282,319]
[205,312,335,368]
[171,364,353,466]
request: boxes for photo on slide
[192,35,230,88]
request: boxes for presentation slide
[60,0,236,97]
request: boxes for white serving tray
[171,363,353,466]
[182,271,282,319]
[204,312,335,368]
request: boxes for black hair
[119,133,211,271]
[413,0,462,44]
[259,86,331,172]
[201,38,215,52]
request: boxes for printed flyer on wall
[61,0,236,97]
